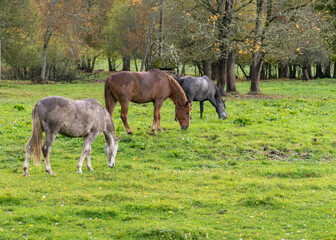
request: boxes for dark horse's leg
[208,97,220,118]
[200,101,204,119]
[120,100,133,134]
[152,99,164,133]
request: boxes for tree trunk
[226,51,236,92]
[40,46,48,82]
[181,63,186,76]
[134,56,138,72]
[302,67,309,81]
[108,58,116,72]
[268,63,272,79]
[308,63,312,79]
[238,64,249,79]
[141,13,155,72]
[302,59,309,81]
[217,57,227,96]
[122,57,131,71]
[158,0,164,57]
[249,0,264,92]
[40,0,54,83]
[289,64,297,79]
[203,60,212,78]
[333,62,336,78]
[250,57,263,92]
[324,62,331,78]
[316,63,323,78]
[279,61,288,78]
[87,58,91,70]
[91,57,96,72]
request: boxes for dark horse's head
[175,101,192,130]
[216,99,227,120]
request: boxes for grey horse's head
[217,100,227,119]
[106,137,121,168]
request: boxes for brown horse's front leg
[120,102,133,134]
[153,100,164,133]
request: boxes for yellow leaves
[296,24,299,29]
[128,0,141,6]
[210,15,218,22]
[238,50,245,54]
[183,10,190,16]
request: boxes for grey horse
[174,76,227,119]
[23,96,120,176]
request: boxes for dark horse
[174,75,227,119]
[104,69,191,134]
[23,96,120,176]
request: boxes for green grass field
[0,78,335,239]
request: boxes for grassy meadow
[0,78,336,239]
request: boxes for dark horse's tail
[27,102,43,165]
[104,77,115,116]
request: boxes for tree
[266,0,334,81]
[197,0,238,95]
[0,0,39,81]
[33,0,92,82]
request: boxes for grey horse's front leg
[77,134,98,174]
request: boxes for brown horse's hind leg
[107,97,117,117]
[120,101,133,134]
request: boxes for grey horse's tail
[27,102,43,165]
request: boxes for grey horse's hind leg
[23,138,33,176]
[77,133,99,174]
[200,101,204,119]
[42,132,57,175]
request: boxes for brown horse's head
[175,101,192,130]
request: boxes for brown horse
[104,69,191,134]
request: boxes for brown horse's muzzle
[181,125,189,130]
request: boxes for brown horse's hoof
[127,131,134,135]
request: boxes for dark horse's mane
[149,69,187,106]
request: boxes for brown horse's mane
[148,69,188,106]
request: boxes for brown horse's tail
[104,77,115,116]
[27,103,43,165]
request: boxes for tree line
[0,0,335,94]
